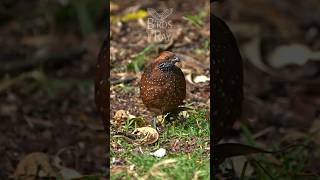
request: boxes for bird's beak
[171,55,181,63]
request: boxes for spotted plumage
[140,51,186,117]
[212,15,243,143]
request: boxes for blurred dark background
[213,0,320,178]
[0,0,107,178]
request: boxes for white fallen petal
[128,114,136,119]
[193,75,210,83]
[268,44,311,68]
[150,148,166,158]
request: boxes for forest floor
[110,0,210,179]
[1,0,320,179]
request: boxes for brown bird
[212,14,243,144]
[140,51,186,128]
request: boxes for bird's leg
[164,112,178,125]
[151,116,157,129]
[164,112,172,123]
[158,115,166,126]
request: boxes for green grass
[113,83,136,94]
[183,10,208,27]
[110,108,210,179]
[220,123,320,180]
[127,44,155,73]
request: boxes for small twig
[0,70,44,93]
[110,77,136,85]
[240,160,249,180]
[252,127,275,140]
[113,135,135,144]
[251,159,275,180]
[175,53,208,70]
[0,47,86,73]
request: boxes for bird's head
[155,51,181,71]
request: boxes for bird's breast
[140,64,186,114]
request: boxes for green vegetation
[183,10,208,27]
[54,0,105,35]
[111,109,210,179]
[127,44,155,73]
[220,124,319,180]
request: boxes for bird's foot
[178,114,187,124]
[157,115,166,127]
[178,111,188,124]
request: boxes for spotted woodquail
[140,51,186,127]
[95,35,109,130]
[212,14,243,143]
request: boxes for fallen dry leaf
[111,165,127,174]
[53,155,83,180]
[268,44,320,68]
[110,2,120,12]
[58,167,82,180]
[133,127,159,145]
[12,152,57,180]
[113,110,129,125]
[0,70,44,93]
[242,37,277,76]
[232,156,254,177]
